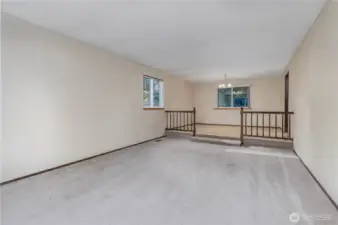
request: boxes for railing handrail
[165,107,196,136]
[240,107,294,145]
[242,111,294,114]
[165,110,194,113]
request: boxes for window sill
[214,107,251,110]
[143,107,165,111]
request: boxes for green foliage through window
[143,76,163,107]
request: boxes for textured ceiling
[3,0,326,81]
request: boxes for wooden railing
[240,108,293,145]
[165,108,196,136]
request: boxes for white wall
[193,76,284,125]
[288,1,338,204]
[1,14,193,183]
[165,76,194,110]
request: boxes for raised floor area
[196,124,289,139]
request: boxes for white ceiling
[3,0,326,81]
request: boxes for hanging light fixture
[219,74,231,88]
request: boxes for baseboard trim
[292,149,338,210]
[197,122,240,127]
[0,135,165,186]
[196,134,240,140]
[196,123,283,130]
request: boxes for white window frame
[217,85,251,108]
[143,75,164,108]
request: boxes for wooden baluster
[256,113,258,137]
[275,113,277,138]
[269,113,271,138]
[262,113,265,137]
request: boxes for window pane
[218,88,232,107]
[143,76,163,108]
[143,77,151,107]
[233,87,249,107]
[153,79,160,107]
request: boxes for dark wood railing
[165,107,196,136]
[240,108,293,145]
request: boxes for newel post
[193,107,196,136]
[240,107,244,146]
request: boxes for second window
[218,86,250,108]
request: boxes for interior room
[1,1,337,224]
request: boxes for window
[218,86,250,108]
[143,75,164,108]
